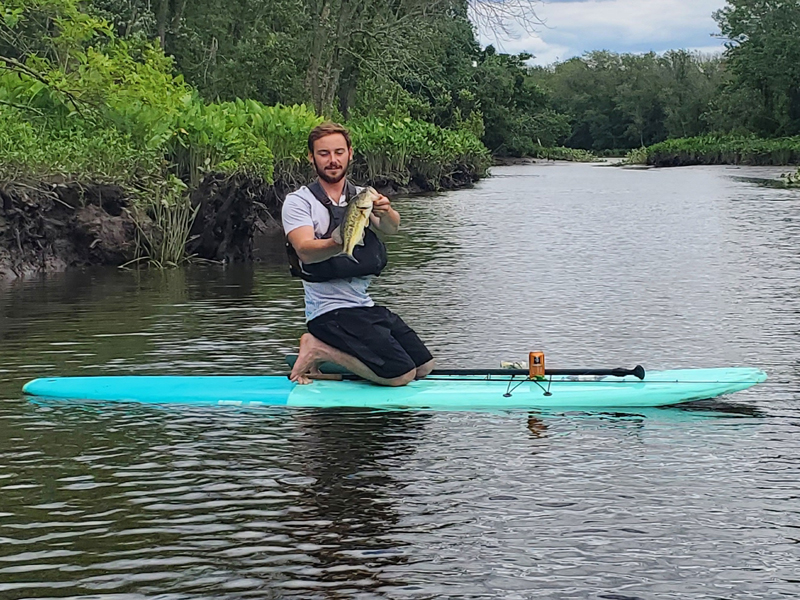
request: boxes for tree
[473,47,569,155]
[658,50,723,139]
[714,0,800,135]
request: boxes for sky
[472,0,729,66]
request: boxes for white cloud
[474,0,729,65]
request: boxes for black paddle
[285,355,645,380]
[429,366,646,380]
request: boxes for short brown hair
[308,121,352,153]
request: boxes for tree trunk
[171,0,188,33]
[305,0,359,115]
[304,0,334,113]
[338,66,358,119]
[156,0,170,48]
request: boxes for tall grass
[625,135,800,167]
[529,146,597,162]
[351,117,491,188]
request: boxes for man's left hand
[372,194,392,217]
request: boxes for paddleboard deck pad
[22,368,767,410]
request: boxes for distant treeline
[85,0,800,157]
[3,0,799,167]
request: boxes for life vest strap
[285,180,385,282]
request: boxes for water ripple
[1,164,800,597]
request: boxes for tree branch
[0,55,87,119]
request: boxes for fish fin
[355,233,366,246]
[335,251,360,263]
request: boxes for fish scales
[341,187,380,261]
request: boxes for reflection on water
[1,163,800,598]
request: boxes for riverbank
[1,4,490,279]
[0,166,479,279]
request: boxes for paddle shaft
[284,355,646,381]
[308,366,647,381]
[430,366,646,380]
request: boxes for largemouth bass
[340,187,380,261]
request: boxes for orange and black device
[529,351,545,379]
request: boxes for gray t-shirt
[282,184,374,322]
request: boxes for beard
[313,156,349,184]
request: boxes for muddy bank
[186,166,478,264]
[1,168,479,278]
[492,157,537,166]
[187,173,286,264]
[0,182,145,279]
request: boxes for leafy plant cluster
[1,0,492,266]
[626,135,800,167]
[351,117,490,186]
[529,146,596,162]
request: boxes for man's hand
[330,225,343,245]
[372,194,392,218]
[370,194,400,234]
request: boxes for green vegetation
[781,167,800,186]
[0,0,492,186]
[529,146,597,162]
[0,0,492,266]
[626,135,800,167]
[350,117,490,186]
[533,1,800,165]
[613,0,800,166]
[2,0,800,268]
[85,0,572,160]
[530,50,725,152]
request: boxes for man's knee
[384,369,416,387]
[298,332,316,347]
[415,359,435,379]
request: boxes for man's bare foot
[290,333,321,384]
[294,365,324,385]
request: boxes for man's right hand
[330,225,343,245]
[287,226,344,264]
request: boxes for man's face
[310,133,353,184]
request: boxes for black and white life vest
[285,180,388,282]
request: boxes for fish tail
[337,248,360,263]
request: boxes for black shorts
[307,306,433,380]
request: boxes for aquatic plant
[529,146,597,162]
[632,135,800,167]
[351,117,491,189]
[125,176,199,269]
[781,167,800,186]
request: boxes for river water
[1,162,799,599]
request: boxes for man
[282,122,435,386]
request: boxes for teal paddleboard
[22,367,767,410]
